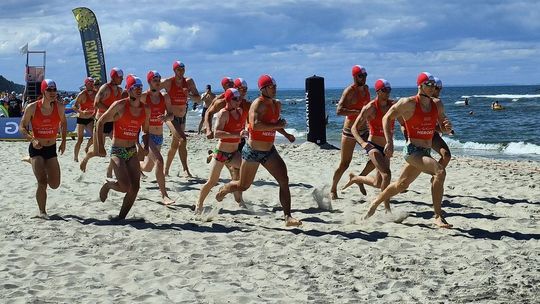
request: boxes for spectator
[0,99,9,117]
[8,91,23,117]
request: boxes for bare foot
[384,201,391,212]
[363,204,379,220]
[162,195,175,206]
[194,203,203,215]
[80,157,89,172]
[330,190,339,200]
[237,200,247,209]
[206,150,213,164]
[434,215,453,228]
[215,186,227,202]
[183,170,193,178]
[21,156,31,164]
[285,216,302,227]
[99,183,110,202]
[357,183,367,196]
[164,169,170,177]
[74,157,79,163]
[341,173,357,190]
[34,212,50,220]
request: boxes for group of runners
[20,62,453,228]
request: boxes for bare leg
[117,156,142,219]
[364,163,421,219]
[84,123,94,153]
[99,156,132,202]
[74,124,85,162]
[31,156,48,216]
[164,136,179,177]
[432,133,452,169]
[216,160,259,202]
[178,136,192,177]
[262,152,302,226]
[150,143,174,205]
[197,158,226,214]
[330,136,356,199]
[406,154,451,228]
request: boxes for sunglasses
[132,84,143,89]
[356,73,367,78]
[377,88,391,93]
[423,81,436,87]
[231,97,239,101]
[46,88,57,92]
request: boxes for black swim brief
[77,117,94,125]
[29,143,57,160]
[365,141,385,156]
[103,121,114,134]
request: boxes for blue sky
[1,0,539,91]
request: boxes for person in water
[364,72,454,228]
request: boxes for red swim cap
[234,78,248,89]
[110,67,124,79]
[417,72,435,86]
[147,70,161,83]
[352,65,367,76]
[41,79,56,92]
[221,77,234,87]
[125,75,143,91]
[224,88,240,102]
[374,79,391,91]
[258,74,276,90]
[84,77,94,85]
[172,60,185,70]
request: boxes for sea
[188,85,540,161]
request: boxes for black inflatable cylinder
[305,75,326,145]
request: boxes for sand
[0,113,539,303]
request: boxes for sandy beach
[1,113,539,303]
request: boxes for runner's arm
[336,86,361,116]
[351,103,373,148]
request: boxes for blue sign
[0,117,78,140]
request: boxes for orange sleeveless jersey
[79,90,96,113]
[146,93,166,126]
[221,109,248,143]
[347,86,370,120]
[169,78,188,106]
[404,96,438,140]
[31,99,61,139]
[368,98,395,137]
[249,98,279,142]
[98,83,122,114]
[113,99,146,140]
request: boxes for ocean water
[189,85,540,161]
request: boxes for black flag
[72,7,107,84]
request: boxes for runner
[80,67,125,172]
[215,75,302,227]
[330,65,375,199]
[197,88,247,214]
[139,70,180,205]
[342,79,403,212]
[197,84,216,134]
[19,79,67,219]
[203,77,235,139]
[160,60,200,177]
[363,72,454,228]
[431,77,452,168]
[95,75,150,220]
[73,77,97,162]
